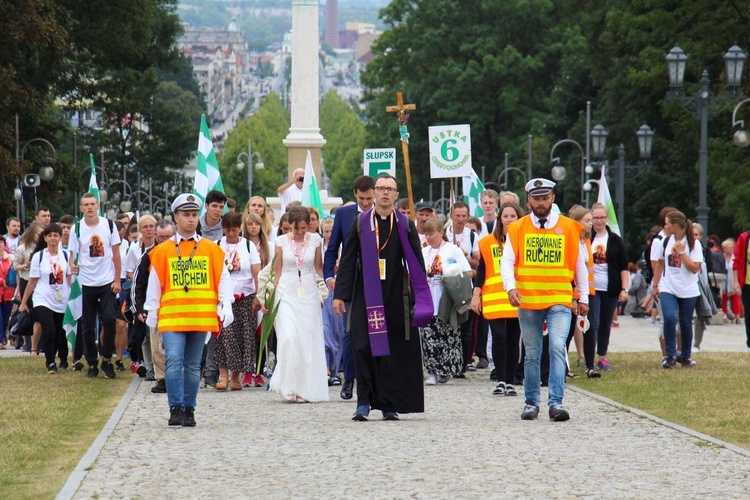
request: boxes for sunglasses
[322,214,335,219]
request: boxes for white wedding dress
[269,234,329,402]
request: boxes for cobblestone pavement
[69,315,750,499]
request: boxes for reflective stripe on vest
[507,215,582,310]
[151,239,224,332]
[478,234,517,319]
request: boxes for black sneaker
[73,359,85,372]
[521,404,539,420]
[136,364,147,377]
[101,361,116,379]
[680,357,697,368]
[115,360,126,372]
[182,406,196,427]
[661,356,676,369]
[58,359,69,370]
[489,369,498,381]
[48,363,58,374]
[548,404,570,422]
[151,379,167,393]
[168,405,184,426]
[86,364,99,378]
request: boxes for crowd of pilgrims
[1,181,746,405]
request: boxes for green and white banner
[428,124,473,179]
[363,148,396,177]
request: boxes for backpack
[643,233,663,284]
[3,258,16,288]
[37,249,69,265]
[74,217,115,243]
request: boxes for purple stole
[359,209,433,357]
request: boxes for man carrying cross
[333,174,433,421]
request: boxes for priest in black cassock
[334,174,433,421]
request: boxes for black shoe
[382,411,399,421]
[115,360,126,372]
[489,368,498,381]
[662,356,676,369]
[453,372,466,379]
[168,405,184,426]
[101,361,116,379]
[340,379,354,400]
[204,374,218,388]
[58,359,69,370]
[136,364,147,377]
[47,363,58,374]
[151,379,167,393]
[86,364,99,378]
[521,404,539,420]
[548,404,570,422]
[476,357,489,369]
[331,376,341,386]
[182,406,196,427]
[73,359,85,372]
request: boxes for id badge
[379,259,386,280]
[55,291,63,302]
[298,287,306,299]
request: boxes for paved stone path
[58,316,750,498]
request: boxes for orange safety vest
[478,234,518,319]
[506,215,582,310]
[150,238,225,333]
[573,238,595,299]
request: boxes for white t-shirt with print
[445,226,479,259]
[422,242,471,313]
[69,217,121,287]
[654,235,703,298]
[30,249,70,313]
[220,237,262,296]
[592,233,609,291]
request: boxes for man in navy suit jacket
[324,175,376,399]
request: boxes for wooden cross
[386,92,417,218]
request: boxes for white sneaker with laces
[425,373,437,385]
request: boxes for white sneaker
[692,347,700,353]
[425,373,437,385]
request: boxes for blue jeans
[518,306,572,407]
[162,331,206,409]
[660,293,698,359]
[588,291,619,357]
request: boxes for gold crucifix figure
[386,92,417,219]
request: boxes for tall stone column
[283,0,326,181]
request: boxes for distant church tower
[325,0,339,49]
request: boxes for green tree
[218,93,290,208]
[320,90,366,200]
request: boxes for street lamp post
[583,124,653,240]
[236,139,264,200]
[665,45,747,239]
[20,137,57,217]
[497,167,528,191]
[730,98,750,148]
[549,139,585,202]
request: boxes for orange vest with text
[150,238,225,333]
[506,215,582,310]
[478,234,518,319]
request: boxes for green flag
[301,150,324,215]
[462,169,485,217]
[193,114,225,214]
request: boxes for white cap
[525,178,556,196]
[171,193,202,213]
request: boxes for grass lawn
[568,352,750,450]
[0,356,134,499]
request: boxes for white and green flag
[62,251,82,352]
[88,154,101,216]
[597,165,621,235]
[301,150,324,216]
[193,114,225,213]
[462,169,485,217]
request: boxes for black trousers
[488,318,520,384]
[81,284,116,364]
[34,306,66,368]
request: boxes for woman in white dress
[269,206,329,402]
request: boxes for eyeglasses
[374,186,398,193]
[592,216,607,220]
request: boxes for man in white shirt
[277,168,305,214]
[478,189,499,238]
[69,193,122,379]
[4,217,21,253]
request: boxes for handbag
[8,310,33,339]
[697,269,719,321]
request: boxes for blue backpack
[5,264,17,288]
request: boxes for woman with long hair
[568,205,598,378]
[588,202,629,372]
[19,223,71,372]
[269,206,328,402]
[243,196,274,240]
[472,201,524,396]
[651,210,702,368]
[13,221,44,353]
[244,212,272,268]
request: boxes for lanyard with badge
[174,236,199,293]
[292,234,308,298]
[373,211,394,280]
